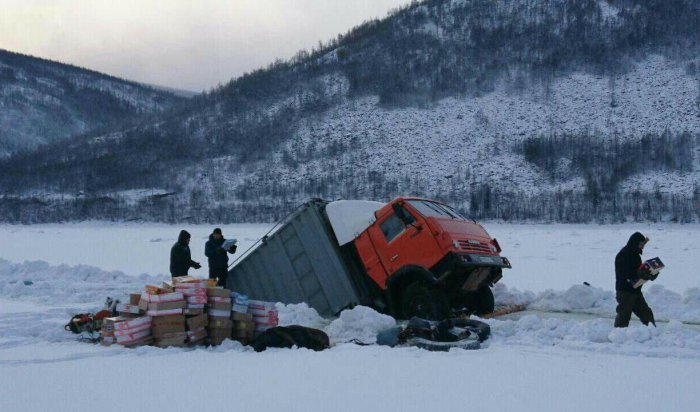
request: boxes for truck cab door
[369,206,442,274]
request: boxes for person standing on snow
[170,230,201,277]
[614,232,656,328]
[205,228,237,287]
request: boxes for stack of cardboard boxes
[186,313,208,344]
[97,277,283,349]
[231,292,255,345]
[248,299,279,335]
[139,289,187,347]
[207,287,233,345]
[102,316,153,347]
[173,277,211,344]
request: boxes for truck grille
[457,240,493,255]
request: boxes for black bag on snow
[253,325,330,352]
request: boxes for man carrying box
[614,232,656,328]
[204,228,237,287]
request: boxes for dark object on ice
[372,317,490,351]
[23,280,33,286]
[253,325,330,352]
[614,233,656,327]
[170,230,201,276]
[401,317,490,343]
[376,326,403,347]
[65,310,111,334]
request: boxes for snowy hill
[1,0,699,223]
[0,49,185,155]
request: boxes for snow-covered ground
[1,222,700,411]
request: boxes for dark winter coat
[205,234,229,270]
[615,232,646,293]
[170,230,198,276]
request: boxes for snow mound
[530,284,613,312]
[276,302,328,330]
[496,282,700,323]
[487,315,700,358]
[0,258,164,306]
[325,306,396,344]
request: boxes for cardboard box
[141,292,185,303]
[114,322,150,337]
[187,327,207,342]
[173,276,213,286]
[153,332,187,348]
[208,328,232,339]
[233,329,251,339]
[130,293,141,305]
[208,309,230,318]
[154,331,187,341]
[121,336,154,347]
[152,315,185,337]
[208,317,233,329]
[116,328,151,344]
[113,316,152,331]
[209,296,231,303]
[152,314,186,326]
[206,288,231,297]
[116,303,142,315]
[102,316,127,333]
[183,308,204,316]
[233,321,253,331]
[148,300,187,311]
[232,304,249,314]
[147,308,184,317]
[161,281,174,293]
[232,312,253,322]
[187,296,208,305]
[145,284,168,295]
[186,313,208,330]
[208,302,232,311]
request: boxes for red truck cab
[353,197,511,319]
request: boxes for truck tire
[401,282,450,321]
[466,286,495,316]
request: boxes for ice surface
[1,222,700,411]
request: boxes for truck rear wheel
[401,282,450,321]
[465,286,495,316]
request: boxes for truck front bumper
[459,253,512,269]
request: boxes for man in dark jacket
[205,228,237,287]
[170,230,201,277]
[614,232,656,328]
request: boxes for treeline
[518,131,697,194]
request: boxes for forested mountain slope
[1,0,699,223]
[0,49,185,155]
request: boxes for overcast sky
[0,0,411,92]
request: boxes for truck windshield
[406,200,467,220]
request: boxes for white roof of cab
[326,200,384,245]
